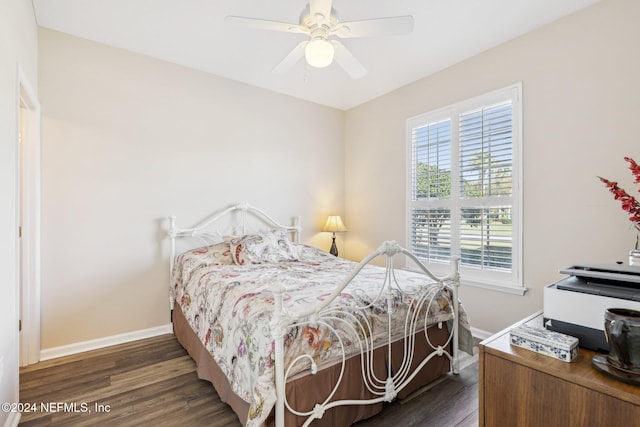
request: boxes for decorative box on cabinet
[479,311,640,427]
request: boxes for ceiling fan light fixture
[305,38,334,68]
[227,1,414,78]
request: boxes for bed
[167,203,473,427]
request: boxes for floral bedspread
[171,243,473,427]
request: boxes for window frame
[406,83,524,294]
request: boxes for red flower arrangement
[598,157,640,250]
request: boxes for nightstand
[479,311,640,426]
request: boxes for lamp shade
[305,39,334,68]
[322,215,347,233]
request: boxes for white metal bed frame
[167,203,301,310]
[167,204,461,427]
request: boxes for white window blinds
[407,84,522,289]
[410,118,452,261]
[458,101,513,271]
[459,102,513,199]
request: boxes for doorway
[17,66,41,367]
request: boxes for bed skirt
[173,303,451,426]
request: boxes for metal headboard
[167,203,302,309]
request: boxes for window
[407,84,522,292]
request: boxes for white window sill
[461,278,528,296]
[403,263,528,296]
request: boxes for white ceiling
[32,0,600,110]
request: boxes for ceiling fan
[226,0,414,79]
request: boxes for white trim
[462,277,528,296]
[3,411,21,427]
[513,83,524,290]
[39,324,174,361]
[17,65,41,367]
[471,326,494,341]
[408,263,528,295]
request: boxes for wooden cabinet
[479,312,640,426]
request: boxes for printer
[543,263,640,351]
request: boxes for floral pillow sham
[230,229,298,265]
[172,241,234,287]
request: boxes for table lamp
[322,215,347,256]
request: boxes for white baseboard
[471,326,493,341]
[3,411,21,427]
[39,324,174,361]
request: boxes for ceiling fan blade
[309,0,333,24]
[225,16,306,34]
[332,40,367,79]
[334,15,414,38]
[272,41,308,74]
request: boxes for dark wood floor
[19,334,478,427]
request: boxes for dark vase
[604,308,640,373]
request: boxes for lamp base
[329,236,338,257]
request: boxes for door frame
[17,65,41,367]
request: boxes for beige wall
[344,0,640,334]
[38,29,344,349]
[0,0,38,424]
[35,0,639,349]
